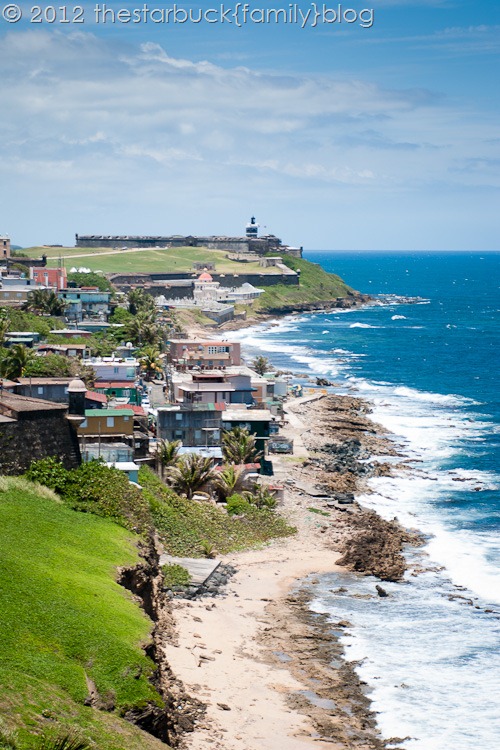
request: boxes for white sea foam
[391,314,407,320]
[311,567,500,749]
[349,322,379,329]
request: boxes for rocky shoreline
[124,391,424,750]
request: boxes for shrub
[226,494,252,516]
[25,459,151,533]
[162,563,191,589]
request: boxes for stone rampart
[0,413,81,475]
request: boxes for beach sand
[160,394,412,750]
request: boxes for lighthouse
[245,216,259,239]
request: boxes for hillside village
[0,227,391,750]
[0,222,361,482]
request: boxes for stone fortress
[75,217,303,257]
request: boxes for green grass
[0,477,167,750]
[254,256,353,311]
[23,246,282,276]
[140,468,295,557]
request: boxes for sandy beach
[160,393,415,750]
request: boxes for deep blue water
[231,251,500,748]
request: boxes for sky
[1,0,499,250]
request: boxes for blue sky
[1,0,499,249]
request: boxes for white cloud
[0,30,498,249]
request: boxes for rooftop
[0,391,68,417]
[222,408,274,422]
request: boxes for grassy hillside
[0,476,167,750]
[254,255,353,311]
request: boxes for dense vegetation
[0,476,167,750]
[140,467,295,557]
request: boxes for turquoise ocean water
[231,251,500,749]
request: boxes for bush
[162,563,191,589]
[226,494,252,516]
[25,459,151,533]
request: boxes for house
[13,377,72,402]
[0,283,44,307]
[12,378,107,411]
[0,391,81,474]
[172,370,255,406]
[48,328,92,340]
[4,332,41,348]
[93,380,141,404]
[30,266,67,290]
[168,339,241,369]
[87,358,138,383]
[157,403,224,446]
[58,287,112,322]
[221,408,274,455]
[77,409,135,442]
[38,343,90,358]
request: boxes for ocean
[231,251,500,749]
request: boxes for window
[106,417,114,428]
[80,419,87,428]
[37,387,44,395]
[195,430,202,440]
[175,413,183,421]
[113,367,119,374]
[175,430,183,439]
[123,416,129,422]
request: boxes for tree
[126,313,161,347]
[156,439,181,477]
[139,345,163,380]
[0,317,9,347]
[251,355,271,376]
[127,288,156,317]
[0,343,33,379]
[24,289,67,317]
[166,454,216,499]
[213,465,245,501]
[222,426,263,465]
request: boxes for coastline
[162,391,418,750]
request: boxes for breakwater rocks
[336,510,416,582]
[294,394,422,581]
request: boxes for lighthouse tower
[245,216,259,239]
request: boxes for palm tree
[166,454,216,499]
[24,289,67,316]
[156,439,181,477]
[127,288,156,316]
[139,345,163,381]
[213,465,245,501]
[126,314,161,347]
[222,426,262,465]
[0,343,32,379]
